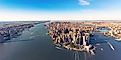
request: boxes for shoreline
[0,21,41,43]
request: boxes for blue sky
[0,0,121,20]
[0,0,120,11]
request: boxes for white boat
[107,42,115,50]
[55,47,62,50]
[96,43,100,45]
[101,48,103,51]
[90,50,95,55]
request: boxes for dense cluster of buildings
[89,21,121,41]
[0,22,40,43]
[47,22,95,54]
[104,23,121,40]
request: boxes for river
[0,23,121,60]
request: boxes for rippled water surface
[0,23,121,60]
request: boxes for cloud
[79,0,90,5]
[0,9,121,21]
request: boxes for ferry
[107,42,115,50]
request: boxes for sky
[0,0,121,21]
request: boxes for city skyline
[0,0,121,20]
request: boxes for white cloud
[79,0,90,5]
[0,9,121,21]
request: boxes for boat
[55,47,62,50]
[90,50,95,55]
[96,43,100,45]
[101,48,103,51]
[107,42,115,50]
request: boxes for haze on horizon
[0,0,121,21]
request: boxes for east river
[0,23,121,60]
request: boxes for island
[46,21,96,55]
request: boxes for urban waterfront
[0,22,121,60]
[0,0,121,60]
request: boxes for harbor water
[0,23,121,60]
